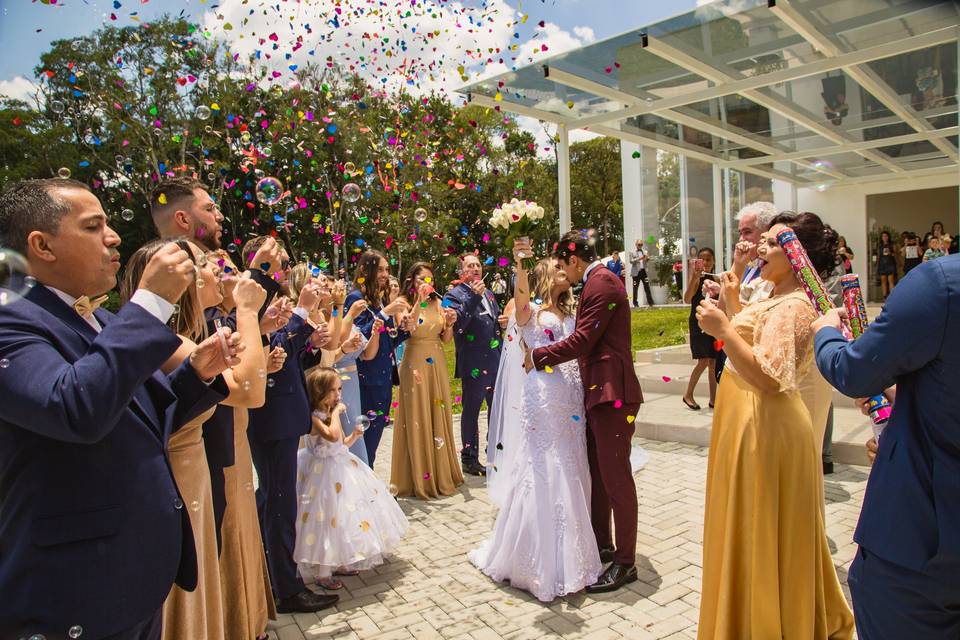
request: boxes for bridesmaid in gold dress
[695,220,855,640]
[208,250,279,640]
[391,262,464,499]
[121,239,268,640]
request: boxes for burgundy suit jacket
[532,264,642,411]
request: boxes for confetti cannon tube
[840,275,893,438]
[776,227,854,339]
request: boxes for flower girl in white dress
[295,368,408,589]
[469,248,602,602]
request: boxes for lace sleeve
[752,297,817,393]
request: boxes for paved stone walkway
[268,429,868,639]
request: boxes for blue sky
[0,0,699,96]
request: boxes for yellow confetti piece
[331,517,337,528]
[589,384,598,390]
[335,482,342,493]
[627,415,636,424]
[357,277,366,284]
[544,366,553,373]
[360,520,370,532]
[157,193,167,205]
[301,512,309,523]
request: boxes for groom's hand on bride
[523,347,535,373]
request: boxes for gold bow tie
[73,294,109,317]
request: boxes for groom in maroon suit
[524,230,643,592]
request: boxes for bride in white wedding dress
[469,247,602,602]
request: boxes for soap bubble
[414,207,428,222]
[355,415,371,432]
[120,208,134,221]
[195,105,212,120]
[0,249,34,306]
[255,177,284,206]
[57,167,71,179]
[343,161,356,174]
[342,183,362,203]
[49,100,65,114]
[68,625,83,638]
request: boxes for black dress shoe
[585,563,638,594]
[462,460,486,476]
[823,461,834,475]
[598,547,615,563]
[276,589,339,613]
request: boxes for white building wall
[797,172,959,282]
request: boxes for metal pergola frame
[461,0,960,231]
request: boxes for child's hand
[371,318,385,334]
[334,402,347,414]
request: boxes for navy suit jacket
[247,312,318,442]
[201,271,280,469]
[344,289,408,387]
[0,285,227,639]
[815,255,960,571]
[442,283,502,380]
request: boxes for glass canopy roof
[460,0,959,185]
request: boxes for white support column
[723,168,734,270]
[621,141,643,302]
[557,123,572,235]
[712,164,725,269]
[679,153,690,297]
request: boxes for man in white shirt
[627,240,653,307]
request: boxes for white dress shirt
[46,285,175,334]
[582,260,604,283]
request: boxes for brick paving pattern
[267,424,867,639]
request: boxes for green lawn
[432,306,689,414]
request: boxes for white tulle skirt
[294,437,408,581]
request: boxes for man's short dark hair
[552,230,598,264]
[0,178,92,254]
[150,176,204,215]
[242,235,271,268]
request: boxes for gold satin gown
[698,291,855,640]
[390,301,464,499]
[163,406,225,640]
[219,407,276,640]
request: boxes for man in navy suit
[0,178,236,640]
[244,236,339,614]
[442,253,502,476]
[813,254,960,639]
[151,177,286,552]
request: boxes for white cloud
[199,2,598,158]
[0,76,39,104]
[201,0,520,96]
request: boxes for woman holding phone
[682,247,718,410]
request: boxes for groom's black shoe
[598,547,615,563]
[585,563,638,594]
[276,590,339,613]
[462,460,486,476]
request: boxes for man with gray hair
[442,252,502,476]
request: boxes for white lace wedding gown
[469,304,602,602]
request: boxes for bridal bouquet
[488,198,544,271]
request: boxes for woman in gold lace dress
[390,262,463,499]
[695,217,855,640]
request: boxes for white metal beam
[722,126,959,168]
[821,163,958,186]
[769,0,959,162]
[546,65,847,180]
[589,124,805,186]
[466,92,572,125]
[641,34,905,174]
